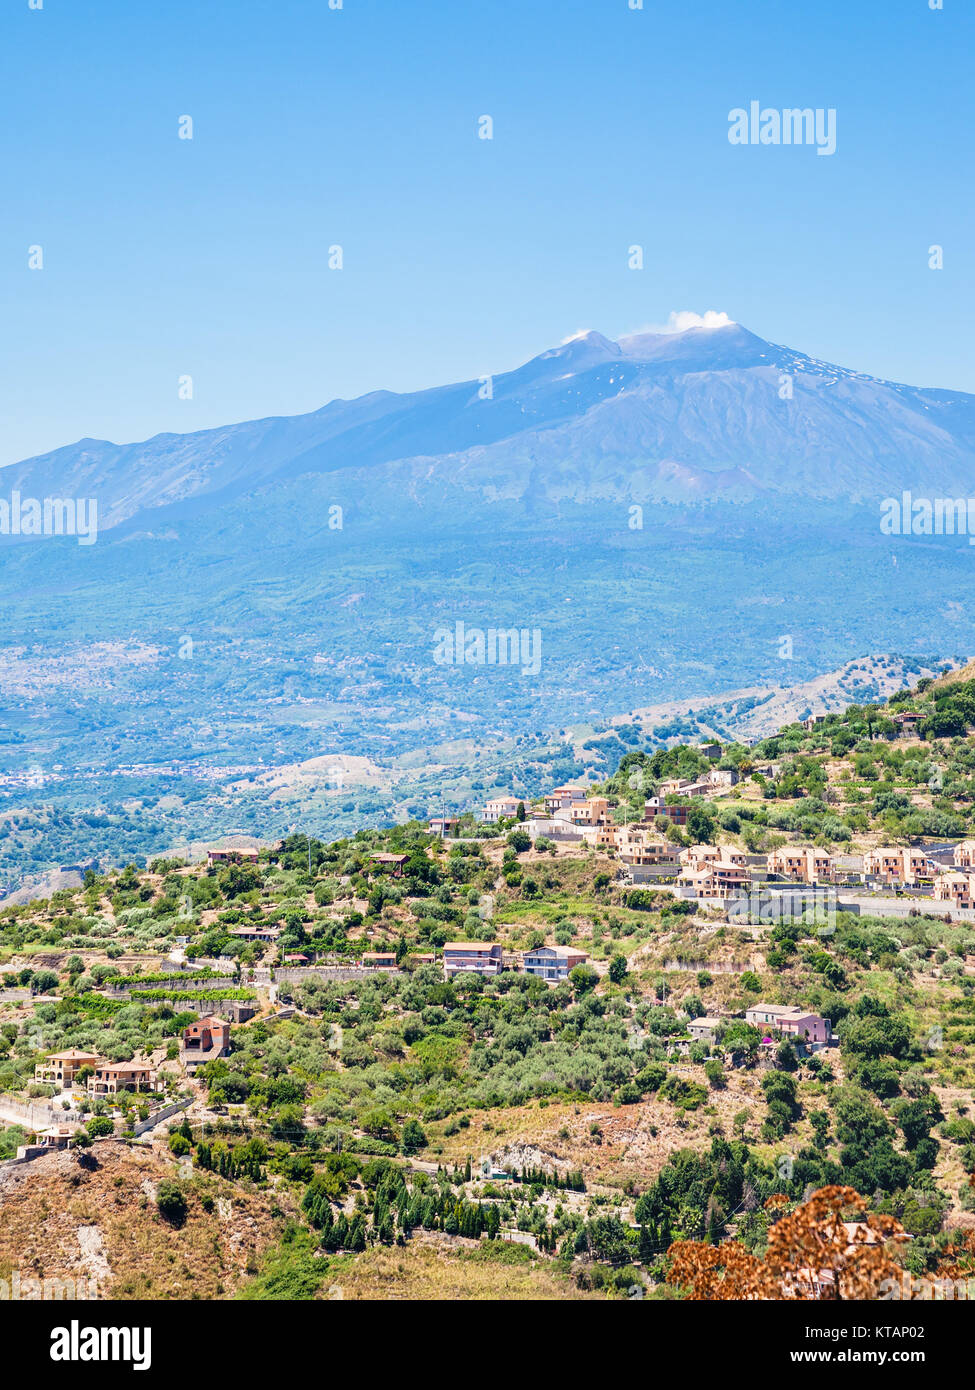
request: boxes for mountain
[0,320,973,889]
[6,322,975,533]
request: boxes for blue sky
[2,0,972,465]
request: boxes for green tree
[156,1180,188,1224]
[401,1119,428,1155]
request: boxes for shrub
[156,1180,188,1224]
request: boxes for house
[527,815,584,842]
[565,796,610,828]
[665,770,739,798]
[934,871,975,910]
[37,1125,76,1150]
[181,1016,231,1072]
[832,852,866,881]
[88,1060,162,1095]
[954,840,975,869]
[893,711,925,736]
[34,1050,100,1088]
[224,1001,257,1024]
[801,715,825,731]
[688,1016,722,1043]
[699,742,721,760]
[442,942,504,978]
[429,817,459,836]
[368,852,408,877]
[680,844,720,870]
[658,777,702,798]
[617,830,680,868]
[863,846,934,887]
[706,768,739,789]
[744,1004,830,1044]
[781,1224,898,1299]
[206,847,260,866]
[229,925,280,943]
[522,944,588,981]
[483,797,522,823]
[679,860,751,901]
[544,786,586,814]
[412,953,436,965]
[362,951,398,969]
[583,823,622,849]
[767,847,834,883]
[650,799,691,827]
[680,844,746,870]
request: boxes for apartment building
[862,846,934,887]
[767,846,834,883]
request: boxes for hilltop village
[3,668,975,1299]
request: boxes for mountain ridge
[7,322,975,533]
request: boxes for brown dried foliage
[666,1185,912,1301]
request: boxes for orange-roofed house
[88,1060,162,1096]
[935,872,975,910]
[767,847,834,883]
[863,846,934,887]
[362,952,398,969]
[207,847,260,866]
[181,1016,231,1073]
[368,852,408,877]
[679,844,720,870]
[34,1050,100,1087]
